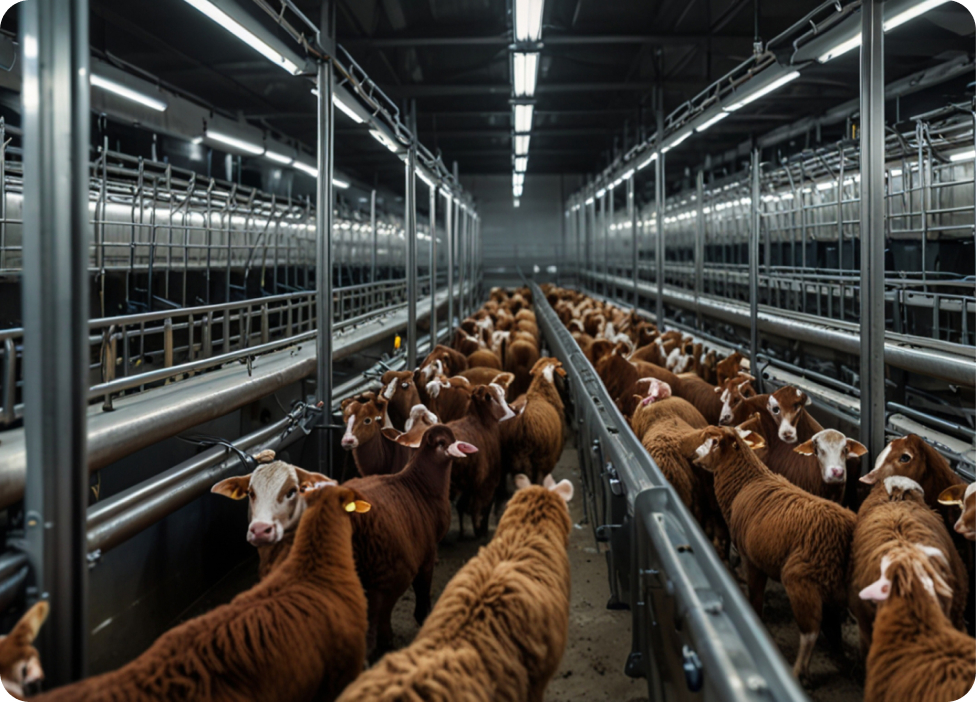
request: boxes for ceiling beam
[339,33,750,49]
[385,80,702,97]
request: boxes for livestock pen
[0,0,974,701]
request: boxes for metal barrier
[529,281,808,702]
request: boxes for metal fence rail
[529,281,807,702]
[597,113,975,347]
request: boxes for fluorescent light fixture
[514,198,521,208]
[513,184,524,197]
[725,71,800,111]
[695,111,729,133]
[333,178,350,189]
[585,197,594,206]
[596,188,606,198]
[513,52,539,98]
[949,149,976,162]
[817,34,860,63]
[515,0,545,41]
[514,104,534,133]
[207,130,264,155]
[816,181,834,191]
[612,178,623,188]
[515,156,528,172]
[622,169,635,180]
[370,129,401,153]
[885,0,948,31]
[90,74,168,112]
[637,152,658,170]
[265,150,294,165]
[668,131,692,150]
[191,136,204,145]
[333,95,364,123]
[181,0,301,74]
[294,161,316,177]
[514,135,531,156]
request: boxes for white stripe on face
[874,443,893,472]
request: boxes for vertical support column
[457,205,466,318]
[429,181,437,345]
[370,189,377,282]
[405,146,418,369]
[860,0,886,464]
[314,57,334,476]
[695,170,704,328]
[445,191,454,331]
[628,174,637,305]
[22,0,91,682]
[599,193,606,291]
[654,146,665,325]
[606,186,613,284]
[749,149,761,384]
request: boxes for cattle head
[765,386,811,443]
[212,461,334,546]
[793,428,867,485]
[0,601,48,700]
[938,482,976,541]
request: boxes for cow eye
[900,453,911,463]
[286,487,297,499]
[248,489,255,500]
[402,382,409,389]
[771,406,780,415]
[364,417,372,425]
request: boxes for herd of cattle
[0,283,971,702]
[547,285,975,700]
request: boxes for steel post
[860,0,886,465]
[606,186,613,283]
[599,193,607,292]
[695,170,704,328]
[21,0,91,682]
[428,180,437,343]
[655,113,665,327]
[750,149,761,384]
[628,175,637,305]
[405,147,418,369]
[445,191,454,331]
[370,189,377,282]
[315,58,335,476]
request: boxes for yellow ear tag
[353,500,371,513]
[344,501,357,512]
[394,335,402,350]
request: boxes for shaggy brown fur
[629,396,707,440]
[337,484,572,702]
[343,426,459,657]
[671,374,724,425]
[419,345,469,378]
[503,338,540,399]
[694,425,856,678]
[35,486,368,702]
[457,367,510,387]
[501,359,566,484]
[426,376,473,423]
[715,351,745,385]
[850,479,968,659]
[862,547,976,702]
[467,348,503,370]
[446,385,509,538]
[379,370,422,431]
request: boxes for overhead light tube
[515,156,528,172]
[514,0,545,42]
[514,104,534,133]
[725,71,800,111]
[695,111,729,133]
[514,135,530,156]
[264,150,294,165]
[207,130,264,155]
[181,0,301,74]
[637,152,658,170]
[513,52,539,98]
[90,75,168,112]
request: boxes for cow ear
[740,431,766,451]
[846,439,868,457]
[858,574,892,602]
[794,439,815,456]
[8,601,49,644]
[550,479,574,503]
[938,484,968,506]
[394,431,424,448]
[514,474,532,490]
[295,468,334,492]
[381,427,402,442]
[211,475,251,500]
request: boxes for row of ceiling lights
[86,0,473,198]
[510,0,544,205]
[569,0,955,211]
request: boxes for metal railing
[530,281,806,702]
[593,113,975,347]
[0,274,436,427]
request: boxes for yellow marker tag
[345,502,357,512]
[345,500,371,513]
[394,335,402,350]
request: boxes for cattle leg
[371,592,397,661]
[743,559,767,617]
[412,556,435,625]
[782,574,822,679]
